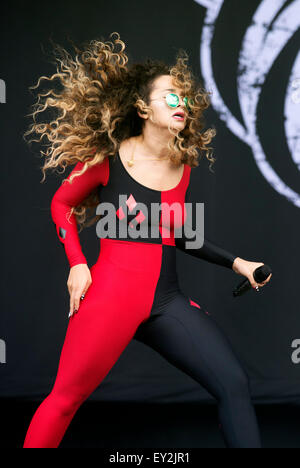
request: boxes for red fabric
[189,298,201,309]
[23,158,194,448]
[23,238,163,448]
[50,158,109,267]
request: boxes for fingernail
[68,312,72,318]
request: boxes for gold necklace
[126,137,170,167]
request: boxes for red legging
[23,239,164,448]
[23,238,261,448]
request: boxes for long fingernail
[68,311,72,318]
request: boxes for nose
[177,96,186,109]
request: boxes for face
[140,75,188,130]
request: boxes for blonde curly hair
[23,31,216,232]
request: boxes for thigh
[52,259,147,398]
[134,293,248,399]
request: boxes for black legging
[133,246,261,448]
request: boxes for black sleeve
[174,185,238,270]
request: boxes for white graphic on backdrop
[194,0,300,207]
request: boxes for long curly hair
[23,31,216,231]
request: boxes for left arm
[174,186,272,288]
[175,225,238,270]
[174,185,238,270]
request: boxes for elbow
[50,192,60,222]
[50,195,68,242]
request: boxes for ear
[137,109,148,119]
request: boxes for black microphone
[233,264,272,297]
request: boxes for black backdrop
[1,0,300,404]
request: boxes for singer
[22,32,272,449]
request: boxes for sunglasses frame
[166,93,190,110]
[150,93,194,112]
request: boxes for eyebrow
[160,88,186,96]
[154,87,186,96]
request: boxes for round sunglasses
[151,93,194,111]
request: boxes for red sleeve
[50,158,109,268]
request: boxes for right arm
[50,158,109,315]
[50,158,109,268]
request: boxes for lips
[172,111,185,118]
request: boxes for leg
[134,293,262,448]
[23,260,146,448]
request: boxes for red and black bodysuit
[23,152,262,448]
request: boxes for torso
[119,138,185,192]
[96,144,191,246]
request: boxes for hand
[232,257,272,290]
[67,263,92,317]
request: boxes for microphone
[233,264,272,297]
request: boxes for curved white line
[194,0,300,207]
[285,52,300,170]
[238,0,300,135]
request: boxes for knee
[47,388,89,418]
[221,368,251,401]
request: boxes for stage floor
[1,399,299,448]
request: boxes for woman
[23,32,272,448]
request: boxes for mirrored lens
[165,93,193,111]
[166,93,179,107]
[183,97,193,111]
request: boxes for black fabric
[134,245,261,447]
[175,185,238,269]
[134,294,261,448]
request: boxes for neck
[138,126,175,159]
